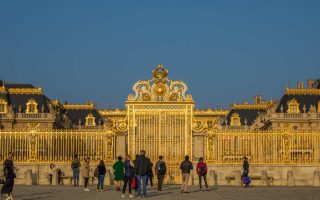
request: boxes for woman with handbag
[1,152,16,200]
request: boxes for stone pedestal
[235,170,242,186]
[209,170,217,186]
[313,171,320,186]
[287,171,294,186]
[25,169,33,185]
[261,170,269,186]
[105,169,111,186]
[52,170,58,186]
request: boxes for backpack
[199,166,206,175]
[94,167,99,178]
[158,162,166,175]
[243,176,251,185]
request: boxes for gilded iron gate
[126,65,194,183]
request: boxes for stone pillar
[235,170,242,186]
[25,169,33,185]
[115,135,126,158]
[287,171,294,186]
[313,171,320,186]
[105,169,111,186]
[261,170,269,186]
[209,170,217,186]
[52,170,58,186]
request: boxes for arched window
[26,98,38,113]
[0,98,8,113]
[230,113,241,127]
[287,98,300,114]
[85,113,96,126]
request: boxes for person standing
[96,160,106,191]
[113,156,124,191]
[146,162,154,188]
[48,163,56,185]
[71,154,81,186]
[180,155,193,193]
[133,155,140,195]
[1,152,16,200]
[155,156,166,191]
[196,157,208,191]
[83,157,91,191]
[122,155,134,198]
[242,157,250,187]
[134,150,151,198]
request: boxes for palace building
[0,65,320,186]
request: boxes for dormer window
[85,113,96,126]
[26,98,38,113]
[287,98,300,114]
[230,112,241,126]
[0,98,8,113]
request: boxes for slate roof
[64,106,104,126]
[224,108,267,126]
[276,94,320,113]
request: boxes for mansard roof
[276,88,320,113]
[63,103,104,126]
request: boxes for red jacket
[196,162,207,175]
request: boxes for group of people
[1,151,250,200]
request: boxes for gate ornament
[128,64,193,102]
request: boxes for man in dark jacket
[180,155,193,193]
[1,152,16,200]
[242,157,250,187]
[155,155,166,191]
[134,150,151,198]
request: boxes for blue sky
[0,1,319,109]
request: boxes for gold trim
[85,113,96,126]
[230,112,241,126]
[194,109,228,116]
[232,103,270,110]
[8,88,43,95]
[285,88,320,95]
[26,98,38,113]
[99,109,126,116]
[287,98,300,114]
[0,98,8,113]
[64,104,95,110]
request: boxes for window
[85,113,96,126]
[230,113,241,126]
[318,101,320,113]
[287,98,300,114]
[26,98,38,113]
[0,98,8,113]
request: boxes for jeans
[122,176,132,194]
[72,168,80,181]
[84,177,89,188]
[97,175,105,190]
[157,174,165,190]
[198,174,208,189]
[136,175,148,197]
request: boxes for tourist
[113,156,124,191]
[155,156,166,191]
[71,154,81,186]
[96,160,106,191]
[122,155,134,198]
[83,157,91,191]
[48,163,56,185]
[146,162,154,188]
[133,154,140,195]
[180,155,193,193]
[242,157,250,187]
[134,150,151,198]
[196,157,208,191]
[1,152,17,200]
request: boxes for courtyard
[7,185,320,200]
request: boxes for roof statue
[127,64,193,102]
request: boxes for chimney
[253,95,262,104]
[307,80,316,89]
[297,81,304,89]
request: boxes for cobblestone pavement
[5,185,320,200]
